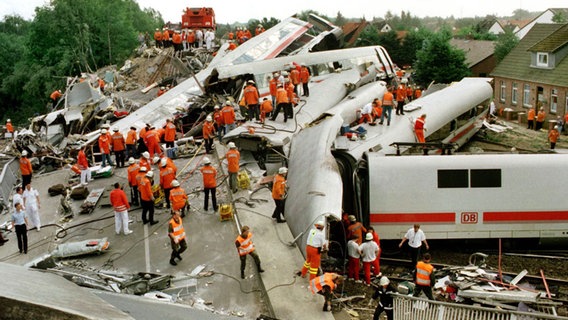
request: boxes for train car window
[438,169,468,188]
[470,169,501,188]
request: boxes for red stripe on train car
[265,25,311,59]
[484,211,568,222]
[449,124,474,143]
[370,213,454,223]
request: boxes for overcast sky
[1,0,567,24]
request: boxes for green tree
[413,28,470,86]
[494,30,519,63]
[334,11,347,26]
[399,28,432,67]
[552,11,567,23]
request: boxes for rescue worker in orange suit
[300,63,310,97]
[159,158,176,209]
[414,253,435,300]
[379,88,394,126]
[285,79,295,120]
[269,74,278,107]
[527,106,535,130]
[126,126,138,159]
[139,151,152,172]
[50,89,62,109]
[172,30,182,53]
[6,119,14,135]
[414,87,422,99]
[202,116,215,154]
[372,98,382,123]
[168,210,187,266]
[139,170,158,225]
[111,127,126,168]
[290,67,300,95]
[200,157,217,212]
[221,100,236,133]
[98,129,114,167]
[127,157,140,206]
[154,28,163,48]
[110,182,132,235]
[255,24,265,36]
[414,114,427,143]
[211,105,224,142]
[271,84,289,122]
[228,31,234,40]
[395,80,407,115]
[227,41,237,51]
[169,180,188,218]
[406,84,414,102]
[236,225,264,279]
[187,29,195,48]
[300,219,328,280]
[243,80,260,121]
[243,28,252,41]
[20,150,33,188]
[309,273,344,312]
[549,126,560,149]
[536,107,546,131]
[260,98,273,124]
[162,28,171,47]
[271,167,288,223]
[225,142,240,193]
[347,215,367,245]
[137,123,150,154]
[144,126,162,159]
[157,86,167,97]
[164,118,177,149]
[77,146,91,185]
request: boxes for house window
[537,52,549,67]
[523,84,531,107]
[500,81,506,102]
[511,83,518,105]
[551,89,558,113]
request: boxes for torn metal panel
[457,289,542,303]
[50,237,110,258]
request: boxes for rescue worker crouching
[309,272,344,312]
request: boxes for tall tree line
[0,0,162,125]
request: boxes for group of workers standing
[154,27,215,52]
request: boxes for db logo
[461,212,478,224]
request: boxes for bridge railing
[392,293,566,320]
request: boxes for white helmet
[142,151,150,159]
[153,156,160,164]
[139,166,147,172]
[160,158,167,167]
[206,116,212,122]
[228,142,236,149]
[171,180,180,187]
[278,167,288,174]
[365,233,373,241]
[146,170,154,178]
[282,71,289,76]
[128,157,135,164]
[315,220,325,227]
[225,100,232,106]
[247,80,255,84]
[113,126,119,132]
[401,78,408,84]
[214,105,220,110]
[379,276,390,286]
[101,128,107,134]
[203,157,211,164]
[6,119,10,122]
[22,150,28,156]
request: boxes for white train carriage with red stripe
[363,153,568,241]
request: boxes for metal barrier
[393,294,567,320]
[0,158,19,209]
